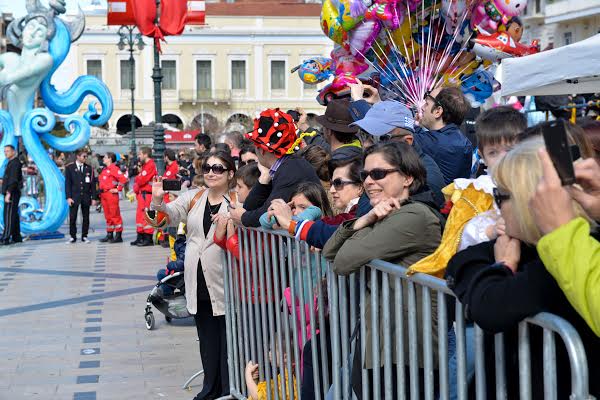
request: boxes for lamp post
[117,25,145,161]
[151,0,166,174]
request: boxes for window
[271,60,286,91]
[231,60,246,91]
[120,59,135,90]
[161,60,177,90]
[86,60,102,80]
[564,32,573,45]
[196,60,212,97]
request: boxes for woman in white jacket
[151,151,236,400]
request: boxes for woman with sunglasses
[322,141,443,398]
[151,151,236,400]
[445,137,600,398]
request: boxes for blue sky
[0,0,105,17]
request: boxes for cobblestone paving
[0,202,203,400]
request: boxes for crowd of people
[141,86,600,400]
[2,84,600,399]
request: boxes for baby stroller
[144,272,190,330]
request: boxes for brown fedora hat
[316,99,359,134]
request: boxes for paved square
[0,203,202,399]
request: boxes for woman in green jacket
[323,141,442,398]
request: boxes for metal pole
[152,0,165,174]
[128,27,137,159]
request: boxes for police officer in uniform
[1,145,23,245]
[65,149,97,243]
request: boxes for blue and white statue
[0,0,113,234]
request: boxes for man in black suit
[65,149,97,243]
[1,145,23,245]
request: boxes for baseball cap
[351,100,415,137]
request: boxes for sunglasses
[493,187,511,208]
[202,164,229,175]
[359,168,400,182]
[424,91,444,110]
[238,159,257,167]
[331,178,359,191]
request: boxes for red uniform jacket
[99,164,127,192]
[134,159,157,194]
[163,160,179,179]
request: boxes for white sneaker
[66,238,76,244]
[82,237,91,244]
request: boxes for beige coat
[153,188,229,316]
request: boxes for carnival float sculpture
[0,0,113,235]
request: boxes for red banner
[185,0,206,26]
[107,0,136,26]
[132,0,162,39]
[159,0,188,36]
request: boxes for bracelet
[288,220,298,236]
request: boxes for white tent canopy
[497,34,600,97]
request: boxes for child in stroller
[144,232,189,330]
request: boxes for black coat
[1,157,22,195]
[65,162,97,205]
[445,240,600,399]
[241,155,321,227]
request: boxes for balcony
[545,0,600,24]
[179,89,232,105]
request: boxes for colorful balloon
[470,0,528,34]
[334,0,364,31]
[364,0,400,30]
[349,19,382,61]
[461,68,497,107]
[332,45,369,75]
[321,0,348,46]
[291,57,335,84]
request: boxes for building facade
[54,0,331,150]
[522,0,600,49]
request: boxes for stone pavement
[0,201,204,400]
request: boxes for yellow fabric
[408,183,494,278]
[169,234,176,261]
[256,371,298,400]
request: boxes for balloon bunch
[297,0,540,108]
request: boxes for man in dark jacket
[415,86,473,184]
[1,145,23,245]
[65,149,98,243]
[228,109,321,227]
[352,100,446,207]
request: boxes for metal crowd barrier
[221,228,594,400]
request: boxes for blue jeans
[447,324,475,400]
[156,269,174,297]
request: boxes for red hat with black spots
[245,108,299,158]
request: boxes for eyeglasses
[493,187,511,208]
[238,159,257,167]
[202,164,229,175]
[424,91,444,110]
[359,168,400,182]
[331,178,359,190]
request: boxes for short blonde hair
[492,137,592,244]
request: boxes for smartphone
[162,179,182,192]
[542,120,576,186]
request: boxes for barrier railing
[222,228,594,400]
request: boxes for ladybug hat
[246,109,301,158]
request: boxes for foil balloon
[470,0,528,34]
[332,45,369,75]
[461,68,497,107]
[291,57,335,84]
[321,0,348,46]
[441,0,471,35]
[364,0,400,30]
[349,19,382,61]
[333,0,364,31]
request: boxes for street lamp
[117,25,145,161]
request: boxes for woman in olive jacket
[323,142,442,398]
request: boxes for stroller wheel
[165,316,172,323]
[145,312,155,330]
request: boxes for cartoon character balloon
[471,0,528,34]
[291,57,335,84]
[461,68,497,107]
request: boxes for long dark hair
[363,141,426,195]
[291,182,333,217]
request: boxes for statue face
[22,18,48,49]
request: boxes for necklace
[208,202,221,218]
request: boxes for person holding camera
[98,152,128,243]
